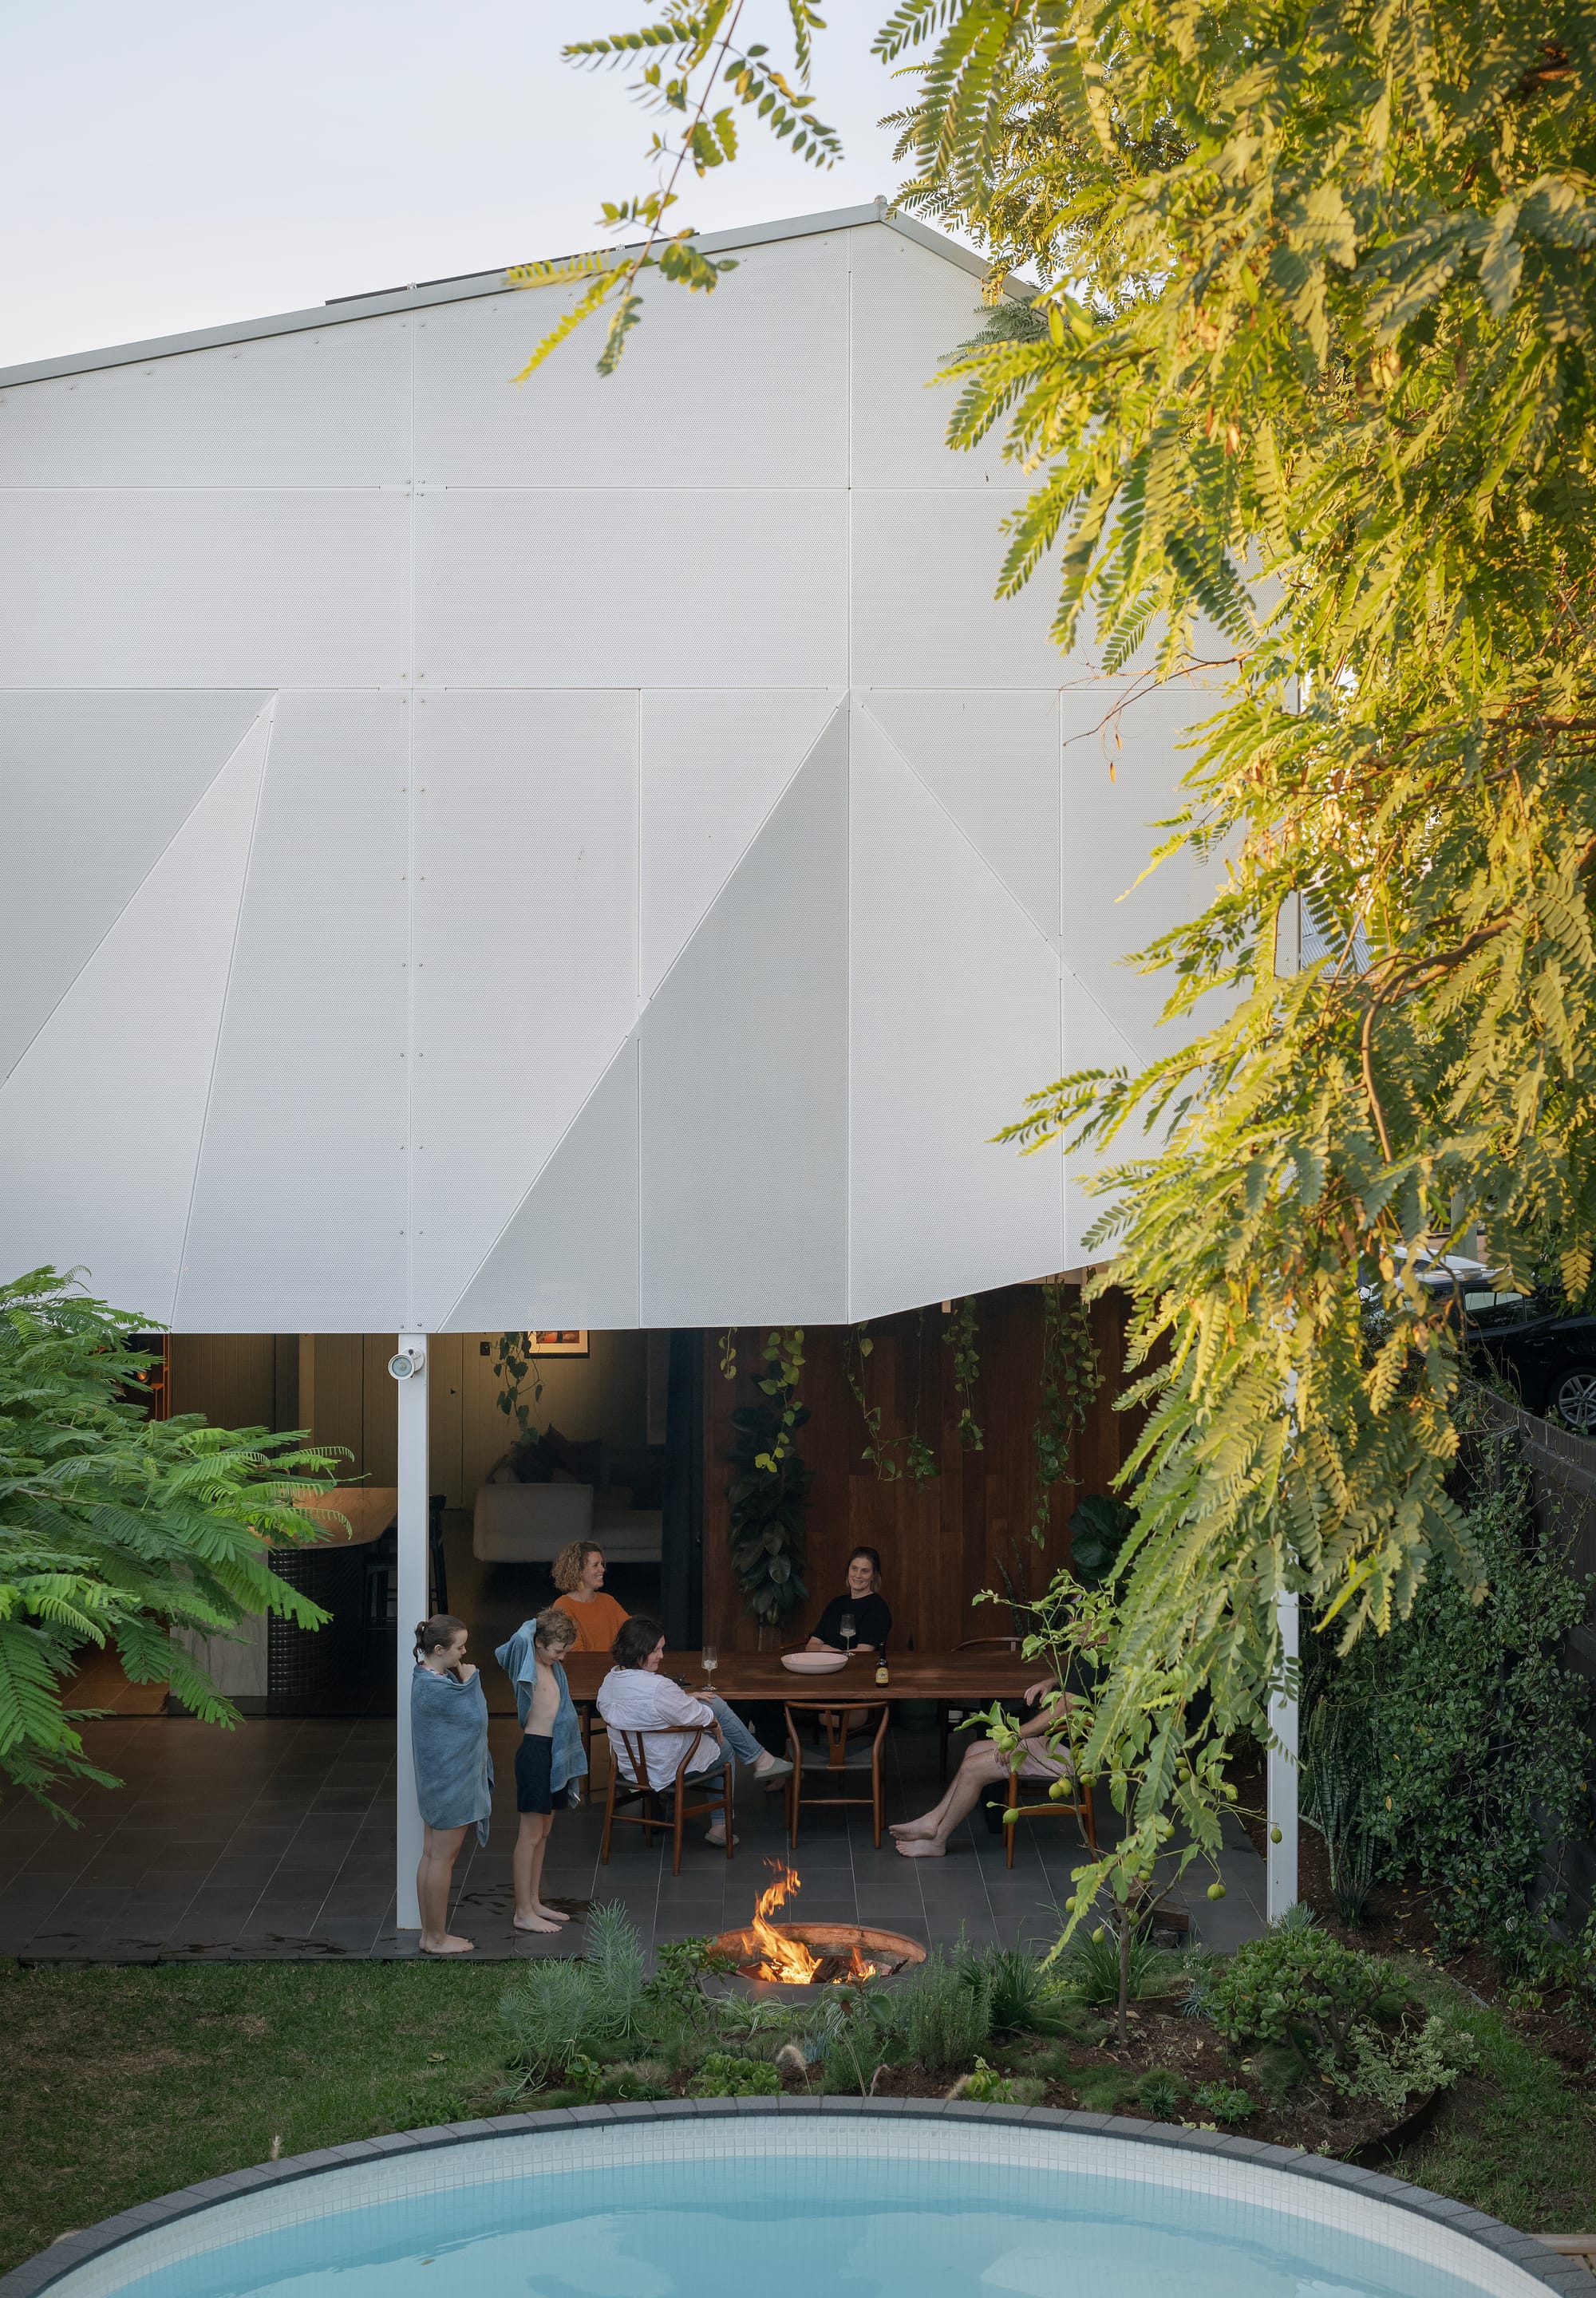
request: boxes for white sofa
[472,1481,666,1565]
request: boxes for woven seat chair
[782,1699,890,1850]
[599,1722,733,1876]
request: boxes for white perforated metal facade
[0,206,1211,1331]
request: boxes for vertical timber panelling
[361,1334,399,1488]
[310,1335,369,1480]
[704,1284,1135,1652]
[427,1331,466,1510]
[168,1334,276,1429]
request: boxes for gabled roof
[0,201,1017,392]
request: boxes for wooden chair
[938,1636,1022,1779]
[783,1700,890,1850]
[599,1723,734,1876]
[1005,1762,1096,1867]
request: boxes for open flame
[747,1861,878,1984]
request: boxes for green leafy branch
[1,1267,342,1813]
[511,2,839,377]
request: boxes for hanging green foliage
[1030,1284,1102,1546]
[752,1327,805,1471]
[725,1328,811,1627]
[492,1334,545,1444]
[843,1315,939,1484]
[945,1296,985,1451]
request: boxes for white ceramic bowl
[780,1650,850,1675]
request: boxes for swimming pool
[5,2104,1582,2298]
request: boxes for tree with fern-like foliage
[528,0,1596,1914]
[1,1266,339,1813]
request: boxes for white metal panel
[447,1034,641,1333]
[640,688,842,997]
[1060,682,1210,1068]
[409,689,639,1327]
[847,225,1009,491]
[0,692,270,1079]
[0,317,412,487]
[850,491,1071,690]
[415,235,848,489]
[174,695,408,1332]
[640,709,848,1325]
[414,488,847,690]
[0,490,409,688]
[863,689,1062,946]
[848,701,1064,1319]
[0,714,271,1321]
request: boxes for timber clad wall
[703,1283,1136,1653]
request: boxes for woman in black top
[807,1547,891,1654]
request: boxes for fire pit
[704,1862,926,2001]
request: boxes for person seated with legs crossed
[892,1680,1072,1858]
[596,1616,792,1846]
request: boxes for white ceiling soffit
[174,694,409,1333]
[0,691,271,1082]
[848,700,1065,1319]
[0,709,274,1323]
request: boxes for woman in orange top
[550,1541,630,1653]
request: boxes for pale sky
[2,1,916,369]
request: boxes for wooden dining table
[560,1648,1043,1708]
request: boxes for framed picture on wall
[531,1331,588,1356]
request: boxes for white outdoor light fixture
[389,1347,425,1380]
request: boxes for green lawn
[1404,1977,1596,2235]
[0,1960,511,2275]
[4,1956,1596,2275]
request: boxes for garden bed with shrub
[497,1901,1476,2166]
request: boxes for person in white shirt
[595,1615,791,1848]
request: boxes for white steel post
[393,1333,429,1931]
[1266,1586,1299,1921]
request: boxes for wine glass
[701,1641,718,1692]
[839,1610,856,1661]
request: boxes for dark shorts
[515,1734,575,1815]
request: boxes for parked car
[1460,1285,1596,1433]
[1381,1256,1596,1434]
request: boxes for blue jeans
[704,1694,761,1767]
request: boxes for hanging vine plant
[724,1328,811,1629]
[492,1333,545,1444]
[843,1314,939,1484]
[944,1295,984,1451]
[1028,1283,1101,1547]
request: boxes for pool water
[47,2123,1547,2298]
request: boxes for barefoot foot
[895,1836,947,1858]
[890,1819,935,1838]
[512,1912,563,1934]
[533,1901,571,1924]
[420,1933,476,1954]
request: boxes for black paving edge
[3,2100,1591,2298]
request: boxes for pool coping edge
[2,2099,1590,2298]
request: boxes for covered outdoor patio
[0,1709,1267,1965]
